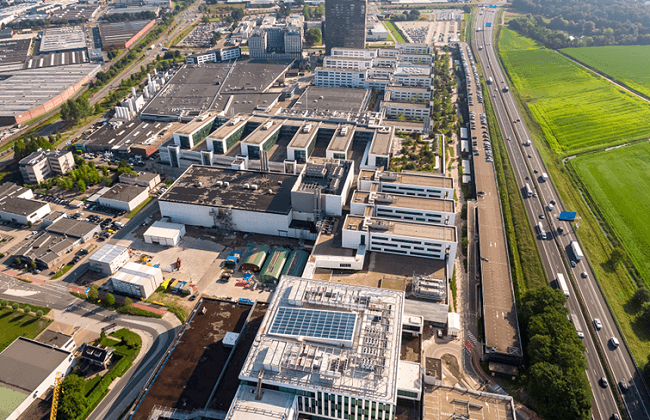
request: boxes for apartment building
[19,149,75,184]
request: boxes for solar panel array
[270,307,356,341]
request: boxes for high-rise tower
[324,0,367,54]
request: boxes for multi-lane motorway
[472,4,650,420]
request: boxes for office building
[233,276,419,420]
[324,0,367,54]
[19,149,75,184]
[110,262,163,298]
[89,244,130,275]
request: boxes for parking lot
[178,22,227,48]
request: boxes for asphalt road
[0,270,179,420]
[473,4,650,420]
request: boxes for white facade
[89,244,130,275]
[342,216,457,264]
[110,262,163,298]
[396,43,430,55]
[447,312,460,337]
[330,47,378,59]
[399,54,433,65]
[381,102,430,120]
[392,73,431,88]
[323,57,373,70]
[315,68,368,89]
[0,200,51,225]
[350,192,455,226]
[143,221,186,246]
[358,170,454,200]
[386,86,431,102]
[98,185,149,211]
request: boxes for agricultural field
[499,28,650,155]
[561,45,650,99]
[572,141,650,287]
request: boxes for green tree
[88,286,99,302]
[106,293,116,307]
[305,28,322,46]
[608,247,625,269]
[201,15,210,23]
[231,8,244,21]
[408,8,420,20]
[30,261,37,271]
[103,176,113,187]
[77,180,86,193]
[11,302,19,310]
[314,3,324,18]
[57,375,88,420]
[0,299,6,308]
[14,257,21,266]
[123,297,133,307]
[36,310,43,318]
[303,5,312,20]
[631,286,650,309]
[397,112,406,121]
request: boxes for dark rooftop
[45,218,99,238]
[295,86,369,113]
[0,337,71,392]
[34,330,75,349]
[0,38,32,71]
[160,165,297,214]
[14,232,75,265]
[0,197,48,216]
[100,183,148,203]
[79,119,172,152]
[98,20,154,48]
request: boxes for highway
[472,4,650,420]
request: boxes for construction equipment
[50,373,63,420]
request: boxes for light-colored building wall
[331,47,378,59]
[98,188,149,211]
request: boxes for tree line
[512,0,650,46]
[101,11,157,23]
[518,287,592,420]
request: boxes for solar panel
[270,307,357,342]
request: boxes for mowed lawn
[499,28,650,155]
[0,308,51,352]
[562,45,650,99]
[573,141,650,286]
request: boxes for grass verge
[383,20,406,43]
[126,196,154,219]
[51,264,73,280]
[0,307,51,352]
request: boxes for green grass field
[561,45,650,99]
[499,28,650,155]
[573,142,650,286]
[0,308,51,352]
[383,21,406,43]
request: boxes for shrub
[36,310,43,318]
[11,302,19,310]
[0,299,7,308]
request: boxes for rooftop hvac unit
[216,181,223,187]
[339,126,348,136]
[302,123,312,133]
[262,121,273,130]
[251,184,258,190]
[243,183,250,189]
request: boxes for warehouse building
[233,276,414,420]
[98,183,149,211]
[143,220,186,246]
[119,172,161,191]
[110,262,163,298]
[39,26,87,54]
[42,211,67,227]
[19,149,75,184]
[358,169,454,199]
[350,190,455,225]
[98,20,155,50]
[0,337,74,420]
[45,218,101,243]
[0,187,50,225]
[0,63,101,125]
[89,244,130,275]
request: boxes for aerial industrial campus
[0,0,648,420]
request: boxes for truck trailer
[557,273,570,297]
[570,241,584,261]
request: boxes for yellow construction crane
[50,373,63,420]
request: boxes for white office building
[358,169,454,199]
[110,262,163,298]
[232,276,421,420]
[89,244,130,275]
[350,191,455,226]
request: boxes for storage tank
[280,250,309,278]
[241,244,270,272]
[259,248,290,284]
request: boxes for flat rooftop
[98,20,153,48]
[295,86,369,113]
[352,191,455,213]
[100,183,147,203]
[0,197,47,216]
[34,330,74,349]
[241,118,281,145]
[226,384,296,420]
[175,115,216,135]
[394,66,432,76]
[369,127,393,156]
[386,85,431,92]
[287,121,319,149]
[208,115,248,140]
[383,101,429,109]
[25,50,89,70]
[48,6,98,22]
[360,169,454,189]
[45,218,97,238]
[160,165,297,214]
[140,63,232,120]
[0,64,100,119]
[239,276,405,402]
[327,124,355,152]
[80,119,174,151]
[40,26,86,53]
[0,337,70,392]
[423,385,516,420]
[345,215,456,242]
[0,38,32,71]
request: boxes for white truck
[537,222,546,239]
[570,313,584,339]
[557,273,570,297]
[524,183,533,198]
[541,172,548,181]
[487,77,493,85]
[570,240,584,261]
